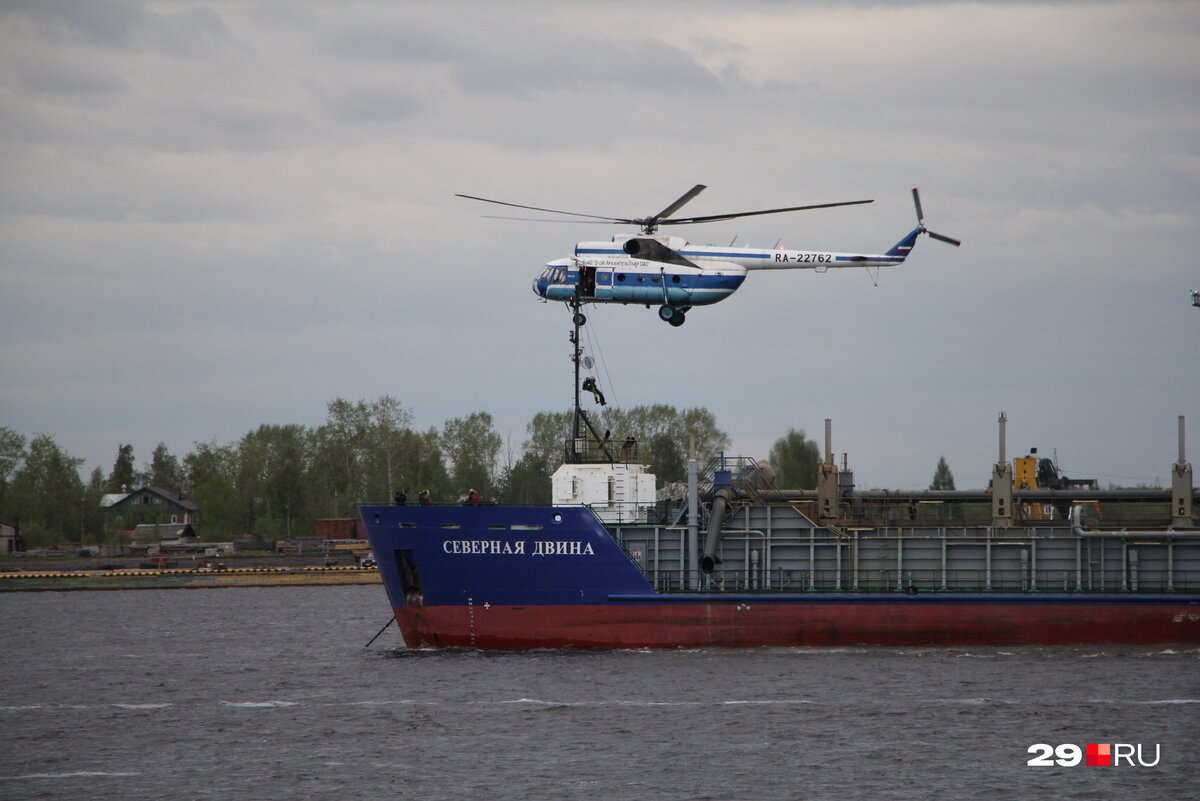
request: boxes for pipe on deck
[700,488,734,574]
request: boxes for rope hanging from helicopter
[579,307,617,410]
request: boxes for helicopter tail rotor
[912,188,961,247]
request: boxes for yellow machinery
[1014,451,1047,519]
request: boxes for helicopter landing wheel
[573,311,586,326]
[668,313,686,327]
[658,305,676,323]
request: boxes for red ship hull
[394,597,1200,649]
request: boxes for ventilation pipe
[817,418,839,520]
[700,487,733,574]
[991,412,1014,527]
[1172,415,1194,527]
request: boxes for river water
[1,586,1196,800]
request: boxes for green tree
[183,441,237,489]
[497,452,553,505]
[0,426,26,512]
[8,433,84,546]
[315,397,372,512]
[84,467,107,545]
[677,407,730,463]
[768,429,820,489]
[441,412,502,498]
[309,396,444,512]
[598,404,729,484]
[929,456,956,490]
[395,427,451,502]
[107,443,136,492]
[184,440,241,540]
[191,473,240,541]
[494,414,571,505]
[644,433,685,483]
[0,426,24,482]
[147,442,184,489]
[523,411,573,468]
[236,424,310,539]
[362,396,414,500]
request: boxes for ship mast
[567,299,614,464]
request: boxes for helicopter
[457,186,959,326]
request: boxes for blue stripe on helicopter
[546,273,744,290]
[679,250,771,260]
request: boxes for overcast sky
[2,0,1197,491]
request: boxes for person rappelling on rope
[581,377,606,406]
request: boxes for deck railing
[640,568,1200,594]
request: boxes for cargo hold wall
[613,503,1200,594]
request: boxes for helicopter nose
[532,279,543,298]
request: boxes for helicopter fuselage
[511,187,955,326]
[532,231,917,314]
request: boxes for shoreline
[0,561,379,592]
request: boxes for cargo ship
[360,413,1200,649]
[360,306,1199,648]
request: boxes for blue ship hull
[359,503,1200,649]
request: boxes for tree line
[0,397,730,547]
[1,401,960,549]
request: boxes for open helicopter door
[577,265,597,299]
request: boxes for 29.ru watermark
[1027,743,1161,767]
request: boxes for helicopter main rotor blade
[650,184,707,224]
[458,190,874,235]
[455,194,634,224]
[660,198,874,226]
[481,215,619,224]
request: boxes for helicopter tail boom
[885,228,923,260]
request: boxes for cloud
[4,0,231,56]
[0,0,1197,489]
